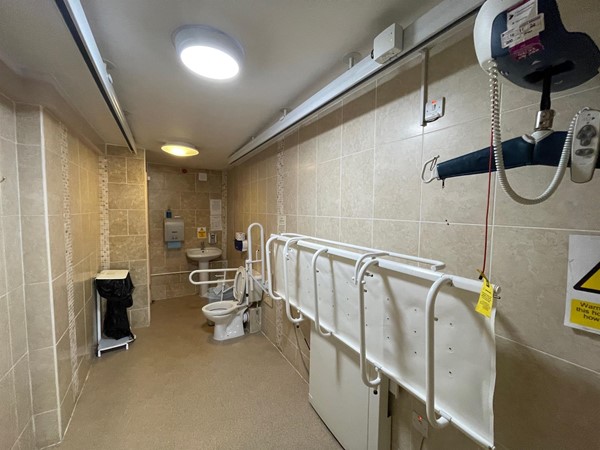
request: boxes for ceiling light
[173,25,244,80]
[161,142,199,157]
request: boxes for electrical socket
[412,411,429,438]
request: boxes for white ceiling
[0,0,443,169]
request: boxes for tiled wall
[106,145,150,327]
[227,25,600,450]
[0,95,35,450]
[0,92,103,449]
[147,164,225,300]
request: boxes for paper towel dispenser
[164,217,184,242]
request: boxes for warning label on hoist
[564,235,600,334]
[501,0,545,60]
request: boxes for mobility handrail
[246,223,265,286]
[353,251,389,284]
[282,233,445,271]
[311,247,331,337]
[357,258,382,389]
[189,267,239,285]
[283,236,306,324]
[265,234,283,301]
[425,275,454,429]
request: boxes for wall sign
[564,235,600,335]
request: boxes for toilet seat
[202,300,241,317]
[233,267,247,301]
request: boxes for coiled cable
[488,61,584,205]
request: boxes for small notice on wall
[210,199,221,216]
[210,216,222,231]
[564,235,600,335]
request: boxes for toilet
[201,267,262,341]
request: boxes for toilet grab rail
[265,235,283,301]
[281,233,446,271]
[246,223,265,286]
[357,257,382,389]
[311,247,331,337]
[283,236,306,324]
[425,275,454,429]
[189,268,239,285]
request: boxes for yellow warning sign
[574,261,600,295]
[475,276,494,318]
[197,227,207,239]
[569,299,600,331]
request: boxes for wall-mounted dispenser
[165,217,184,249]
[234,231,247,252]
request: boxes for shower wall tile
[341,149,373,218]
[376,61,422,145]
[373,136,422,221]
[0,93,16,141]
[340,218,372,248]
[316,102,342,163]
[0,294,11,377]
[316,159,341,217]
[20,216,48,285]
[15,105,40,146]
[8,287,27,364]
[342,82,376,155]
[315,217,340,241]
[491,227,600,372]
[25,282,53,351]
[494,337,600,450]
[33,409,60,448]
[2,216,23,292]
[372,220,419,255]
[419,222,485,279]
[29,347,57,414]
[0,370,18,446]
[13,356,32,434]
[0,139,19,215]
[17,144,44,216]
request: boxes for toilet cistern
[186,247,223,296]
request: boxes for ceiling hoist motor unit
[422,0,600,204]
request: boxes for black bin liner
[96,273,135,340]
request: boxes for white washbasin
[186,247,222,262]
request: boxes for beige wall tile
[373,137,422,221]
[108,183,145,210]
[17,144,44,216]
[0,294,11,376]
[52,273,68,342]
[106,144,142,159]
[109,235,147,262]
[283,170,298,215]
[8,287,27,364]
[44,149,63,216]
[316,159,341,217]
[340,218,372,247]
[56,333,70,402]
[16,419,36,450]
[108,210,128,236]
[129,307,150,328]
[42,111,61,156]
[0,94,16,142]
[25,282,53,351]
[0,139,19,215]
[32,409,60,448]
[297,216,316,236]
[317,102,342,163]
[0,225,5,297]
[376,61,422,145]
[341,149,373,218]
[15,104,40,146]
[492,227,600,371]
[0,369,18,446]
[67,133,79,165]
[495,337,600,450]
[127,210,147,235]
[13,355,32,435]
[372,220,419,255]
[48,214,66,280]
[419,222,485,279]
[20,216,48,284]
[68,162,81,215]
[342,82,376,155]
[29,347,57,414]
[126,158,146,184]
[315,217,340,241]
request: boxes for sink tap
[200,241,205,251]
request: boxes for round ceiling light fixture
[161,142,199,157]
[173,25,244,80]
